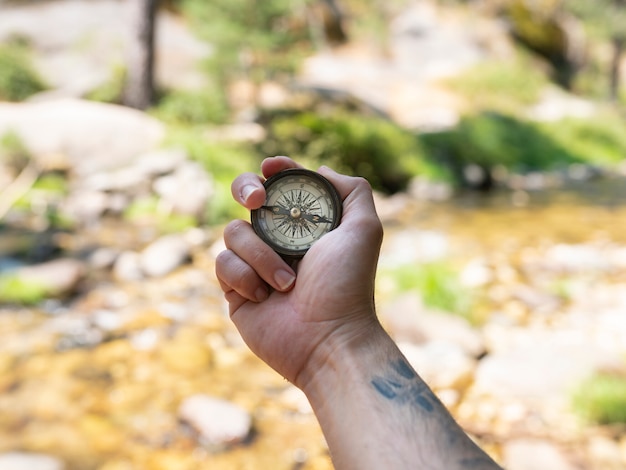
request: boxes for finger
[261,156,303,179]
[224,290,249,316]
[317,166,383,240]
[215,249,269,303]
[223,220,296,292]
[231,172,266,210]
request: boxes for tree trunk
[123,0,158,110]
[609,36,624,102]
[320,0,348,46]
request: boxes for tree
[123,0,159,109]
[564,0,626,102]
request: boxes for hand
[215,156,383,386]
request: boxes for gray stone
[380,293,485,357]
[0,99,165,175]
[113,251,144,282]
[134,148,188,177]
[14,258,84,297]
[0,452,64,470]
[178,394,252,448]
[140,235,190,278]
[0,0,211,96]
[502,439,576,470]
[399,340,476,390]
[152,161,213,218]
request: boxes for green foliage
[123,196,197,233]
[0,131,31,171]
[421,112,587,177]
[445,52,549,113]
[86,64,126,104]
[181,0,312,85]
[151,88,230,126]
[0,274,49,305]
[572,372,626,425]
[260,110,447,193]
[0,42,46,101]
[541,114,626,166]
[564,0,626,42]
[382,262,474,320]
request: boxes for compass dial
[251,168,343,258]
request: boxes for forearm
[299,319,502,470]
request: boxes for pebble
[139,235,190,278]
[178,394,252,448]
[0,453,64,470]
[113,251,144,281]
[398,340,476,390]
[381,293,485,357]
[14,258,85,297]
[502,439,576,470]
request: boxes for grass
[0,42,47,101]
[0,274,49,305]
[572,372,626,425]
[381,262,476,322]
[445,49,549,114]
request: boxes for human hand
[215,156,384,386]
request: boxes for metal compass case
[251,168,343,259]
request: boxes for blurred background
[1,0,626,468]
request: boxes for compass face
[251,169,343,258]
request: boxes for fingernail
[241,185,257,203]
[274,269,296,291]
[255,287,269,302]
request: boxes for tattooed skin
[371,359,437,413]
[370,359,502,470]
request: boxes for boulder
[380,293,485,357]
[0,99,165,175]
[14,258,85,297]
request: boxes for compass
[251,168,343,259]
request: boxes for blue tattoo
[371,358,435,412]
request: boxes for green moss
[260,110,448,193]
[151,88,230,126]
[0,43,46,101]
[0,274,49,305]
[86,63,126,104]
[572,372,626,425]
[123,196,197,233]
[381,262,475,321]
[445,51,549,114]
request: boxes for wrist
[295,312,392,401]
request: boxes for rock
[587,436,624,470]
[471,327,614,409]
[0,99,165,175]
[0,452,64,470]
[152,161,213,218]
[178,395,252,448]
[380,293,485,357]
[14,258,85,297]
[380,229,450,267]
[113,251,144,282]
[139,235,190,278]
[502,439,576,470]
[134,148,188,177]
[0,1,211,96]
[460,258,493,288]
[399,340,476,390]
[60,190,110,223]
